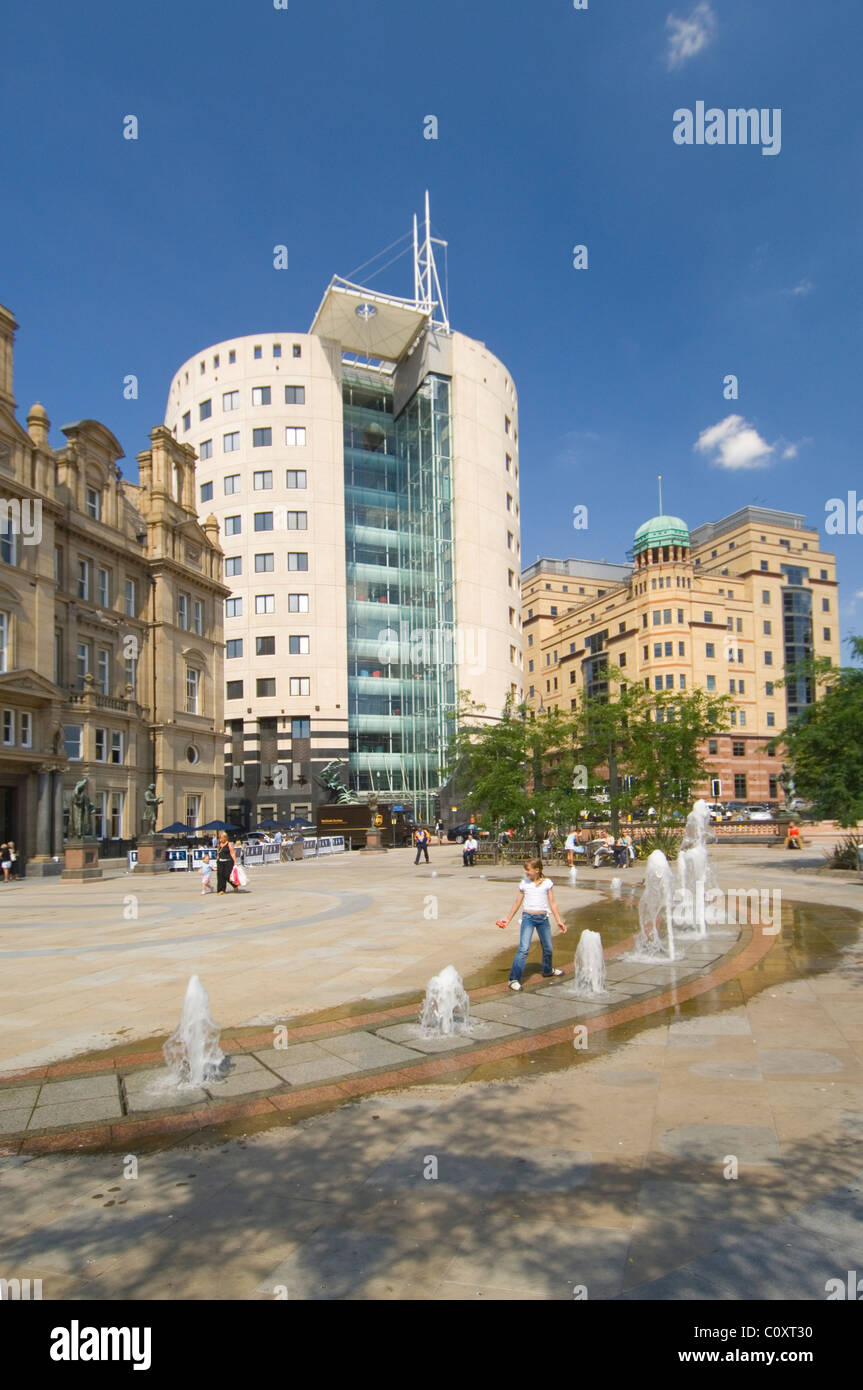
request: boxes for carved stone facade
[0,304,229,871]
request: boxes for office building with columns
[522,506,840,807]
[0,304,228,871]
[164,200,523,826]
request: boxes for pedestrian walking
[498,858,567,990]
[414,825,430,864]
[462,831,478,867]
[215,830,239,894]
[0,843,10,883]
[200,852,214,894]
[564,826,578,867]
[435,819,444,845]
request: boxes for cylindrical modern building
[164,211,523,826]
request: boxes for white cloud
[782,443,798,459]
[666,2,718,69]
[694,415,774,470]
[783,279,815,297]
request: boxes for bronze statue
[142,782,163,832]
[778,764,796,811]
[69,777,95,838]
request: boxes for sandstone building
[0,304,228,871]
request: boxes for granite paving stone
[268,1056,361,1086]
[315,1031,427,1067]
[252,1042,342,1069]
[366,1146,594,1195]
[35,1075,120,1106]
[0,1108,33,1134]
[375,1018,522,1052]
[123,1071,210,1112]
[442,1220,631,1299]
[27,1096,124,1130]
[758,1048,845,1075]
[0,1086,39,1111]
[656,1123,782,1166]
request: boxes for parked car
[724,801,750,822]
[705,801,729,823]
[243,831,274,844]
[743,805,774,822]
[447,823,484,844]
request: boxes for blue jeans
[509,912,554,982]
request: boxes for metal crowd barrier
[126,837,345,872]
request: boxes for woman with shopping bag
[215,830,240,894]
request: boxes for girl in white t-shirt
[498,858,567,991]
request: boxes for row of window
[192,426,308,452]
[222,511,309,538]
[184,383,305,419]
[183,384,306,429]
[226,636,309,658]
[227,716,311,740]
[225,592,310,617]
[71,642,138,695]
[186,344,303,385]
[227,678,310,699]
[201,470,307,501]
[60,556,139,615]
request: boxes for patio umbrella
[198,819,237,832]
[286,817,315,829]
[256,818,289,829]
[158,821,192,834]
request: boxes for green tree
[447,682,730,841]
[776,637,863,826]
[447,694,591,846]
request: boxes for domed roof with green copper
[633,514,690,554]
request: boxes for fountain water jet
[610,876,622,898]
[632,850,679,961]
[419,965,471,1036]
[569,928,608,996]
[163,975,227,1087]
[675,798,720,936]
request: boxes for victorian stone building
[0,304,228,872]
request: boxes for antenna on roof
[658,474,663,514]
[413,190,450,332]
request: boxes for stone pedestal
[26,855,63,878]
[362,829,387,853]
[133,835,170,874]
[61,839,103,882]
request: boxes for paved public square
[0,842,861,1299]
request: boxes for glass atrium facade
[342,369,456,821]
[781,564,815,720]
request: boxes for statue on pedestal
[142,783,163,834]
[69,777,96,838]
[778,764,796,812]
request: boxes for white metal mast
[412,190,450,331]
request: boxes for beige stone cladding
[164,334,350,821]
[448,331,523,721]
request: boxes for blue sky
[2,0,861,640]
